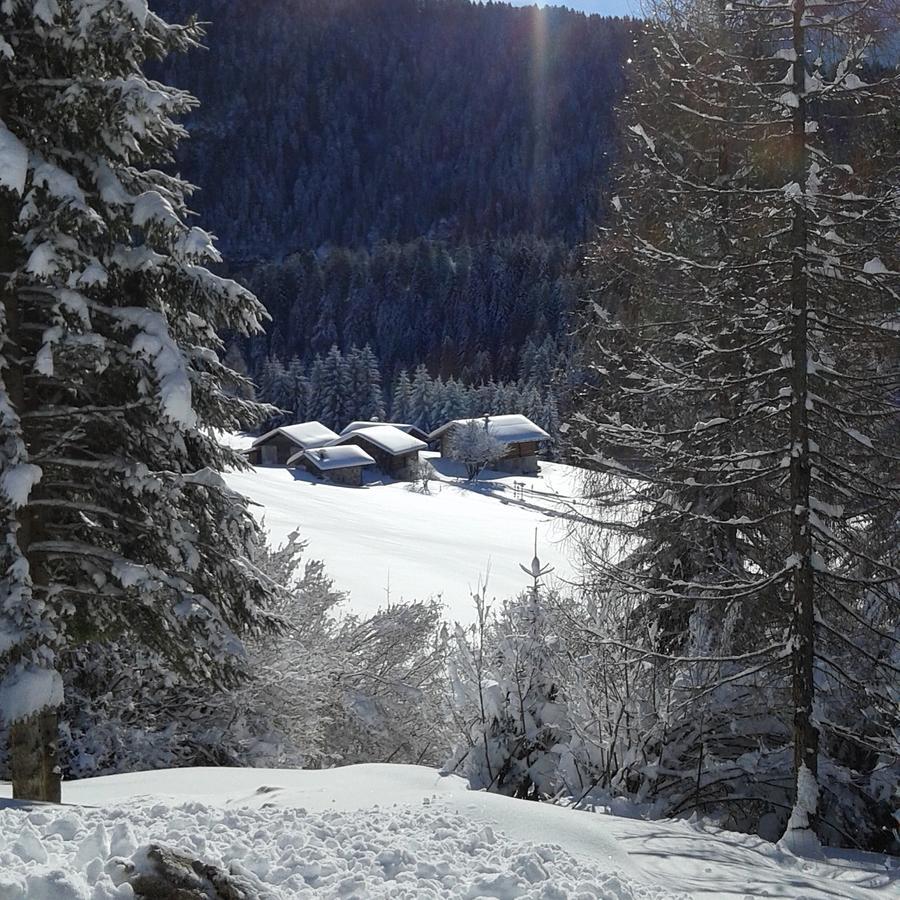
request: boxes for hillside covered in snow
[2,764,896,899]
[222,449,585,622]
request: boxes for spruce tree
[572,0,899,850]
[391,369,413,422]
[409,364,434,431]
[317,345,351,430]
[0,1,278,800]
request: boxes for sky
[508,1,637,17]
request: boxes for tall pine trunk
[10,713,60,802]
[787,0,818,836]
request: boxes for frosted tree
[408,364,435,431]
[347,345,386,422]
[440,377,469,422]
[391,369,413,422]
[447,419,509,481]
[43,531,449,774]
[572,0,899,851]
[314,345,352,430]
[447,541,569,799]
[0,1,278,800]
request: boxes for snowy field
[222,444,585,622]
[1,764,896,898]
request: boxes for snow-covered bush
[447,420,508,481]
[446,588,571,799]
[244,531,450,767]
[0,531,450,777]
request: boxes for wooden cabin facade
[332,425,427,480]
[247,422,339,466]
[288,446,375,487]
[248,430,302,466]
[430,415,550,476]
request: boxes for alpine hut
[287,445,375,487]
[330,424,427,480]
[247,421,339,466]
[429,414,550,475]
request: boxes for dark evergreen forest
[155,0,634,423]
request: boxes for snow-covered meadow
[2,764,896,899]
[222,443,585,622]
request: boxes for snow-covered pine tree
[286,355,308,423]
[0,0,278,801]
[316,345,352,430]
[350,344,386,422]
[304,353,326,424]
[441,377,468,423]
[426,374,447,431]
[571,0,899,851]
[447,545,569,799]
[391,369,413,422]
[408,364,434,431]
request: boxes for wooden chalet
[247,421,339,466]
[287,445,375,487]
[429,414,550,475]
[330,424,427,480]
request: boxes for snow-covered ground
[1,764,895,898]
[222,448,585,622]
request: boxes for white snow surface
[289,444,376,471]
[252,421,339,450]
[340,420,423,437]
[222,459,579,621]
[1,764,895,899]
[430,414,550,445]
[332,423,427,455]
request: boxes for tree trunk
[787,0,819,834]
[10,712,61,803]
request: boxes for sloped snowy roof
[288,445,376,471]
[340,421,429,442]
[429,414,550,445]
[332,424,427,456]
[252,421,339,450]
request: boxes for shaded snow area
[222,458,582,622]
[2,765,896,899]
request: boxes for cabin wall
[327,465,365,487]
[248,433,298,465]
[502,440,538,460]
[495,454,539,475]
[438,431,541,474]
[298,457,365,486]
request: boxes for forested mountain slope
[155,0,633,261]
[151,0,633,415]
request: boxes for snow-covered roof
[341,421,416,436]
[429,414,550,445]
[333,424,427,456]
[288,445,376,471]
[252,421,339,450]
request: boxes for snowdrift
[1,764,896,898]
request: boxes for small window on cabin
[261,444,278,465]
